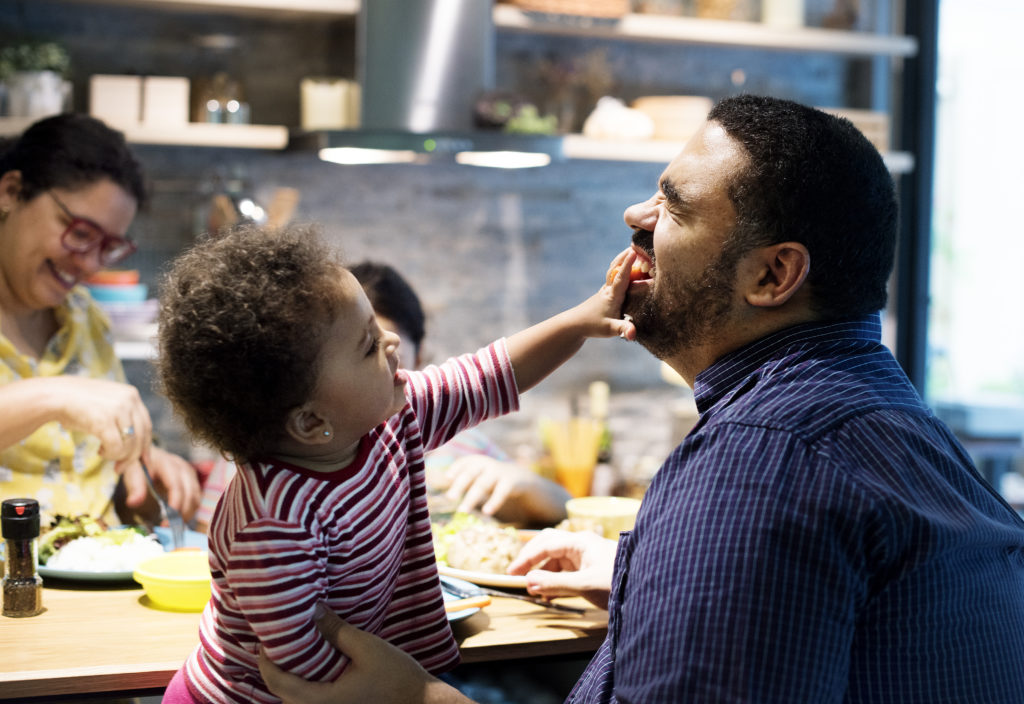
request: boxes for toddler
[156,224,636,703]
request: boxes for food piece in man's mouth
[612,260,652,283]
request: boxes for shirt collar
[692,314,884,415]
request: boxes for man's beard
[624,247,741,361]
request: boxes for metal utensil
[139,459,185,551]
[440,576,587,615]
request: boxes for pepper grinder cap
[1,498,40,541]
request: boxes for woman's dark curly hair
[708,95,899,320]
[156,223,347,461]
[0,113,146,205]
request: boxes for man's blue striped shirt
[570,315,1024,703]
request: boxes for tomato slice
[609,261,649,285]
[627,263,648,281]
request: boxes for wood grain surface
[0,583,607,699]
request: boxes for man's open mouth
[627,258,653,282]
[629,228,655,283]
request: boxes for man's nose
[623,196,658,233]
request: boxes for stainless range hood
[297,0,561,168]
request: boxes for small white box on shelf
[142,76,190,126]
[301,78,359,130]
[89,74,142,127]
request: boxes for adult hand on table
[120,445,201,522]
[258,603,475,704]
[507,528,617,610]
[22,377,200,521]
[443,455,571,526]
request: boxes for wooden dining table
[0,580,608,701]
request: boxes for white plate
[438,564,528,590]
[38,527,208,584]
[442,574,485,622]
[37,565,137,582]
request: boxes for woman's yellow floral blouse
[0,287,125,522]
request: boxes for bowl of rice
[133,550,212,612]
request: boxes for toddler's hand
[579,248,637,342]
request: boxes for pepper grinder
[2,498,43,618]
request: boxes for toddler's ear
[286,404,333,444]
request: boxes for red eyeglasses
[48,190,137,266]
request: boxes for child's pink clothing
[175,342,518,703]
[163,667,199,703]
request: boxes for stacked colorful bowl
[85,270,158,340]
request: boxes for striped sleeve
[405,339,519,452]
[223,517,345,682]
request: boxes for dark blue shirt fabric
[569,316,1024,703]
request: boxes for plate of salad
[36,515,199,583]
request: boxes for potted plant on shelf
[0,42,70,119]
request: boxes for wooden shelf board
[59,0,357,16]
[493,6,918,58]
[0,118,288,149]
[562,134,915,174]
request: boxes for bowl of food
[133,550,212,612]
[565,496,642,538]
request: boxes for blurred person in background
[351,260,571,526]
[0,113,199,526]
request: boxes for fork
[139,459,186,551]
[440,576,587,615]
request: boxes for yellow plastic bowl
[133,550,212,612]
[565,496,642,538]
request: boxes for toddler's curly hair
[156,223,346,461]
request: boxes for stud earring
[323,430,331,437]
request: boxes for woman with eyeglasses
[0,113,199,526]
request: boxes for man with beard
[258,95,1024,704]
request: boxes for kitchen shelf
[60,2,917,59]
[0,118,288,149]
[562,134,915,174]
[493,6,918,58]
[61,0,357,16]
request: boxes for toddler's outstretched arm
[506,249,637,393]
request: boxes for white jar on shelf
[7,70,69,119]
[762,0,805,28]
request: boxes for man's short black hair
[709,95,899,319]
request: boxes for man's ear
[285,404,333,445]
[744,241,810,308]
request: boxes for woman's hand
[258,604,474,704]
[0,376,154,470]
[120,445,201,522]
[507,528,617,610]
[48,376,153,470]
[443,456,570,526]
